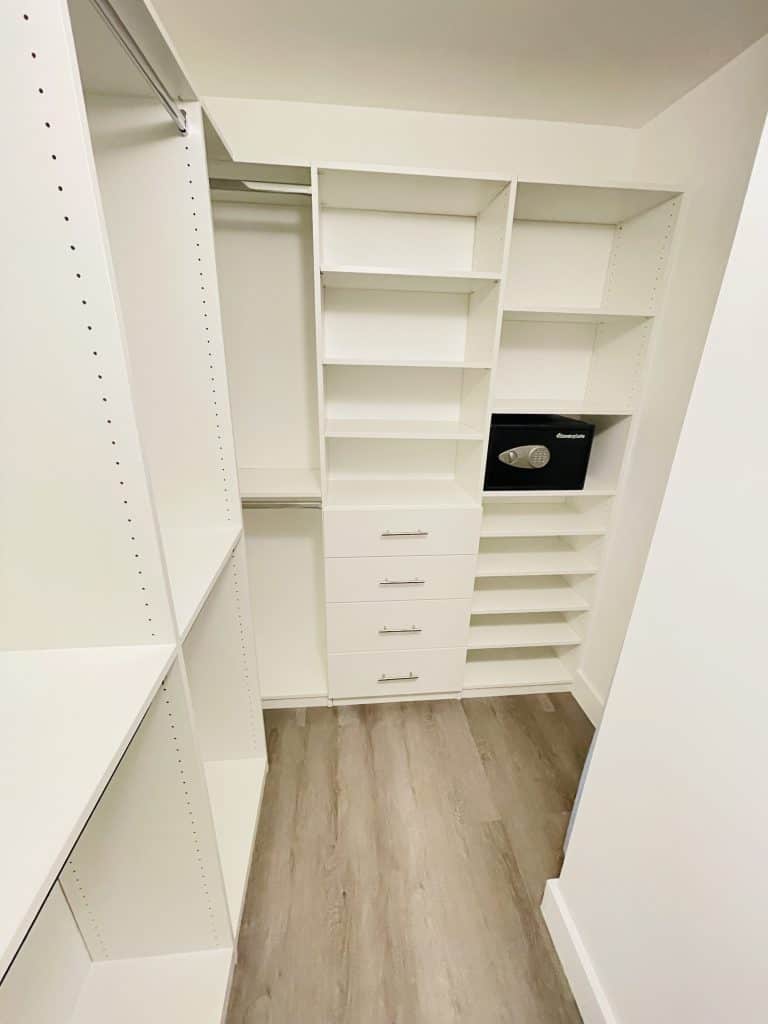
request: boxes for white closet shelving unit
[1,1,266,1019]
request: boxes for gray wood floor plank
[227,695,592,1024]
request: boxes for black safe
[484,414,595,491]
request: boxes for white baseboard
[571,669,604,726]
[541,880,616,1024]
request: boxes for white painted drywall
[578,33,768,711]
[203,96,637,181]
[550,113,768,1024]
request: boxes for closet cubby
[464,647,576,692]
[475,535,602,577]
[506,181,680,314]
[467,611,585,650]
[472,576,592,616]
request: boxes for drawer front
[326,598,471,653]
[328,647,466,699]
[325,554,476,603]
[323,508,481,557]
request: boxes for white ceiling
[149,0,768,127]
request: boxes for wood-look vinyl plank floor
[227,694,593,1024]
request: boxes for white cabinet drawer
[328,647,465,699]
[323,508,481,557]
[326,598,471,653]
[325,554,476,603]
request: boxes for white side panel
[243,508,328,700]
[0,885,89,1024]
[182,551,265,761]
[603,197,680,313]
[472,184,511,272]
[505,222,614,309]
[0,0,173,649]
[213,201,319,472]
[86,98,238,533]
[61,662,231,959]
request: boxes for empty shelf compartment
[467,612,582,650]
[464,646,574,690]
[475,536,600,577]
[472,576,589,615]
[480,497,610,537]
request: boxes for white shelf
[481,504,608,538]
[325,418,484,440]
[239,467,321,502]
[326,477,478,510]
[475,538,598,577]
[513,181,680,224]
[503,306,653,323]
[321,266,500,294]
[162,525,242,640]
[464,647,574,690]
[472,578,589,615]
[0,644,176,977]
[467,614,581,650]
[483,486,616,500]
[70,948,234,1023]
[493,399,634,416]
[205,757,267,932]
[322,356,492,369]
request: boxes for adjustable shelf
[481,500,610,537]
[161,525,242,640]
[205,757,267,931]
[69,947,234,1024]
[483,486,616,499]
[467,613,581,650]
[493,399,634,416]
[321,266,500,293]
[238,467,321,503]
[502,307,654,323]
[322,356,493,369]
[0,644,175,976]
[472,577,590,615]
[475,537,600,577]
[325,418,484,440]
[464,647,575,690]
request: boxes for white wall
[580,34,768,708]
[546,114,768,1024]
[203,96,637,180]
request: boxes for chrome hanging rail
[88,0,188,134]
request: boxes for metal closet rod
[88,0,187,135]
[209,179,313,197]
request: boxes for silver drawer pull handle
[378,672,419,683]
[379,578,425,586]
[379,625,422,634]
[381,530,429,538]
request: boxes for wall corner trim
[541,880,617,1024]
[572,669,604,726]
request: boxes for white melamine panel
[318,167,507,217]
[1,2,174,649]
[328,647,465,700]
[322,267,499,293]
[603,196,680,313]
[70,949,234,1024]
[325,554,476,603]
[86,98,238,534]
[323,288,469,362]
[481,498,611,537]
[0,885,89,1024]
[161,524,241,641]
[464,647,573,690]
[213,201,319,473]
[513,183,679,225]
[326,437,483,495]
[467,612,581,650]
[472,577,590,615]
[324,365,487,435]
[475,536,600,577]
[182,552,266,762]
[204,758,267,933]
[243,508,328,700]
[473,184,513,272]
[321,208,475,271]
[326,477,478,510]
[323,507,481,557]
[506,222,615,309]
[0,644,174,978]
[327,598,471,653]
[239,467,321,502]
[61,662,231,959]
